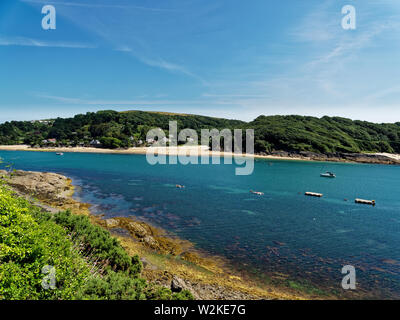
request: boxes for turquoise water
[1,150,400,298]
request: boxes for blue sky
[0,0,399,123]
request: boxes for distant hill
[1,110,400,154]
[247,115,400,154]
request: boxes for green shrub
[143,285,194,300]
[0,186,91,300]
[53,210,142,276]
[0,185,193,300]
[76,271,147,300]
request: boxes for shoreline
[0,144,399,165]
[0,169,309,300]
[2,169,390,299]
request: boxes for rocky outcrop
[267,151,400,165]
[171,276,188,293]
[0,170,90,213]
[0,169,71,201]
[166,274,262,300]
[104,218,183,254]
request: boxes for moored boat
[355,198,375,206]
[320,171,336,178]
[305,192,323,197]
[250,190,264,195]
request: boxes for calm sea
[1,150,399,298]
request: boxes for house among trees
[90,139,102,147]
[41,138,56,145]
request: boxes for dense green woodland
[1,110,400,154]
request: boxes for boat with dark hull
[320,171,336,178]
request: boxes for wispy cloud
[290,0,337,43]
[307,22,393,69]
[202,93,271,99]
[0,35,95,48]
[20,0,176,12]
[20,0,203,81]
[114,44,206,82]
[138,55,206,83]
[282,1,400,101]
[35,93,208,106]
[364,85,400,101]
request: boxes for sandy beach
[0,144,399,164]
[0,144,290,159]
[375,153,400,161]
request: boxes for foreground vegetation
[1,110,400,154]
[0,184,193,300]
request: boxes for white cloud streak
[23,0,202,81]
[20,0,176,12]
[0,35,95,48]
[35,93,215,106]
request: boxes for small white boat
[320,171,336,178]
[355,198,375,206]
[56,152,64,156]
[250,190,264,195]
[305,192,323,198]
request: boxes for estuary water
[1,150,399,298]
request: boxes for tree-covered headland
[1,110,400,154]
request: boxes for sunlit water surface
[1,150,399,298]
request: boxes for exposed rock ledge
[0,170,89,214]
[264,151,400,165]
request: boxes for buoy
[305,192,323,198]
[355,199,375,206]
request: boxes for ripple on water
[209,185,248,194]
[241,209,257,216]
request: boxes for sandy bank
[375,152,400,161]
[1,144,399,165]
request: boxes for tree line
[1,110,400,154]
